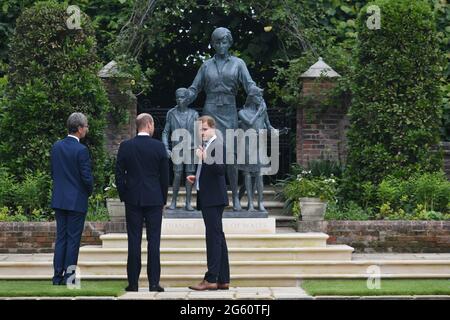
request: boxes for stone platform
[164,209,268,219]
[162,218,275,234]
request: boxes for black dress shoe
[149,284,164,292]
[52,276,65,285]
[125,285,139,292]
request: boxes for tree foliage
[342,0,445,202]
[0,1,110,190]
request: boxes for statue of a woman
[181,27,256,211]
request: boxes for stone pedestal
[162,218,276,234]
[164,208,268,219]
[106,198,125,223]
[106,199,270,224]
[297,220,328,233]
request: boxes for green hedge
[0,166,51,220]
[377,171,450,219]
[0,1,110,189]
[343,0,445,203]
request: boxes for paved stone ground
[1,291,450,300]
[117,287,311,300]
[2,287,449,300]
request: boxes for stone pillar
[296,57,348,167]
[99,61,137,156]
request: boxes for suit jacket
[196,138,229,210]
[115,135,169,207]
[50,136,93,213]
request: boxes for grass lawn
[0,280,127,297]
[302,279,450,296]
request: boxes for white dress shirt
[195,135,217,191]
[67,135,80,142]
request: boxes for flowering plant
[104,173,118,199]
[283,170,337,202]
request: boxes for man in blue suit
[187,116,230,291]
[51,112,93,285]
[116,113,169,292]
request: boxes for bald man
[115,113,169,292]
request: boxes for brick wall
[0,222,127,254]
[1,221,449,254]
[298,220,450,253]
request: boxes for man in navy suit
[187,115,230,291]
[51,112,93,285]
[116,113,169,292]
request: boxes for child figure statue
[237,86,276,212]
[162,88,199,211]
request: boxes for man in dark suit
[51,112,93,285]
[115,113,169,292]
[187,115,230,291]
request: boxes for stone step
[273,216,296,228]
[78,245,354,262]
[1,260,449,282]
[100,233,329,249]
[81,260,450,277]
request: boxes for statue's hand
[186,175,196,185]
[166,149,172,158]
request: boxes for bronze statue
[162,88,199,211]
[238,86,274,212]
[181,27,257,211]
